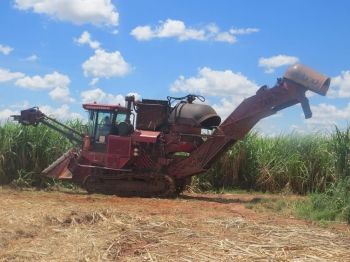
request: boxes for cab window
[96,112,113,141]
[87,111,96,137]
[87,110,114,143]
[116,113,127,123]
[87,110,130,143]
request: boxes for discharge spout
[284,64,330,96]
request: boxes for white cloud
[130,26,154,41]
[82,49,131,79]
[0,108,17,122]
[214,32,236,44]
[158,20,205,41]
[75,32,131,81]
[0,44,13,55]
[131,19,258,43]
[306,103,350,127]
[0,68,25,82]
[14,0,119,27]
[81,88,141,105]
[170,67,258,120]
[81,88,125,105]
[25,54,39,62]
[15,71,74,103]
[48,86,74,103]
[74,31,100,49]
[329,70,350,98]
[9,100,31,109]
[89,77,99,86]
[171,67,258,97]
[39,104,83,120]
[212,97,240,119]
[229,28,259,35]
[258,55,299,73]
[15,71,70,90]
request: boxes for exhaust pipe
[284,64,330,96]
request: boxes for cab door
[87,110,114,152]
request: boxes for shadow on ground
[179,194,269,205]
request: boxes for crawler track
[82,172,176,197]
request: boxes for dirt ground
[0,187,349,261]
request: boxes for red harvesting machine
[13,64,330,197]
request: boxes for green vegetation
[295,126,350,224]
[245,197,294,215]
[296,178,350,223]
[195,127,350,224]
[0,121,81,186]
[0,120,349,223]
[197,132,335,194]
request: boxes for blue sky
[1,0,350,135]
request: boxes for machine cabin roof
[83,103,128,112]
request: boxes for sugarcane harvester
[12,64,330,197]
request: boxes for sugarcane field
[1,1,350,261]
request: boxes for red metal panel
[107,135,131,157]
[83,103,127,111]
[78,136,132,170]
[81,150,130,170]
[132,130,160,143]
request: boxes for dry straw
[1,189,349,261]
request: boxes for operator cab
[83,103,130,146]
